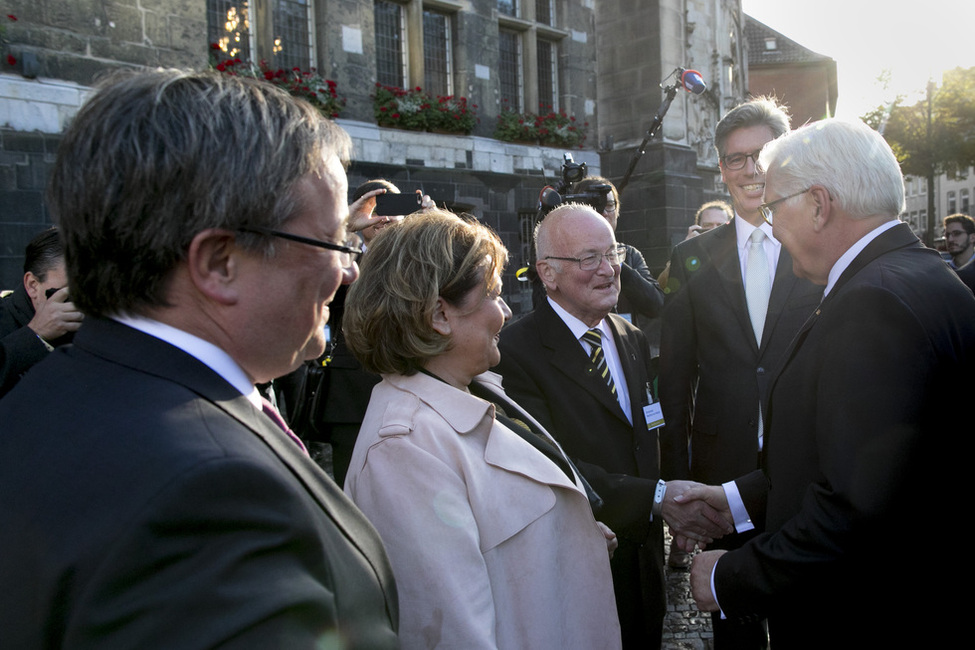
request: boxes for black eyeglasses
[720,149,763,171]
[543,244,627,271]
[759,189,810,225]
[238,226,363,267]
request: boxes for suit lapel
[537,301,632,425]
[759,245,799,350]
[606,315,647,429]
[709,223,758,352]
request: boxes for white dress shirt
[547,296,632,424]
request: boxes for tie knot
[750,228,766,244]
[581,328,603,347]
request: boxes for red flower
[216,62,226,72]
[391,113,400,119]
[210,42,221,50]
[6,54,16,66]
[7,14,17,21]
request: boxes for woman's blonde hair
[344,209,508,375]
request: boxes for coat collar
[383,370,581,492]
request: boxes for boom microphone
[680,69,707,95]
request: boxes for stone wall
[1,0,206,86]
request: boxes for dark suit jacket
[659,220,822,488]
[955,256,975,294]
[0,284,53,397]
[717,223,975,647]
[0,318,398,649]
[495,299,664,649]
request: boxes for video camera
[537,154,613,216]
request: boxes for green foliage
[868,66,975,180]
[866,66,975,243]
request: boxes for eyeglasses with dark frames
[759,188,811,225]
[543,244,628,271]
[238,226,364,267]
[720,149,763,171]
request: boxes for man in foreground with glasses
[0,70,398,648]
[658,97,822,649]
[495,204,733,649]
[686,117,974,648]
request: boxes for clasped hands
[664,482,734,612]
[661,481,733,553]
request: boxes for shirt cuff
[722,480,755,534]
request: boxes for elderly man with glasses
[495,203,732,650]
[658,97,823,649]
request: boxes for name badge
[644,402,665,430]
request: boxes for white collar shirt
[547,296,632,424]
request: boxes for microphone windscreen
[681,69,707,95]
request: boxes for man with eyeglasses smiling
[658,97,822,650]
[496,203,733,649]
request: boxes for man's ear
[23,271,42,301]
[809,185,833,232]
[537,260,558,292]
[430,296,452,337]
[186,229,240,305]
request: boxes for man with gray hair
[686,119,975,647]
[0,70,398,648]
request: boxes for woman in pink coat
[343,209,621,649]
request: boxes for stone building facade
[1,0,751,315]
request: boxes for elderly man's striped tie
[581,328,616,395]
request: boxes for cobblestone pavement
[662,526,714,650]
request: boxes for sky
[742,0,975,119]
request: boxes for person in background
[0,227,83,397]
[657,200,734,290]
[344,209,622,649]
[0,69,398,648]
[575,176,665,332]
[942,213,975,269]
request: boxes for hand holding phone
[374,192,421,217]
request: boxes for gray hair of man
[713,96,791,158]
[534,203,610,271]
[48,68,351,318]
[758,119,906,221]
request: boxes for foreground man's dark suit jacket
[495,299,665,649]
[0,318,398,649]
[717,223,975,648]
